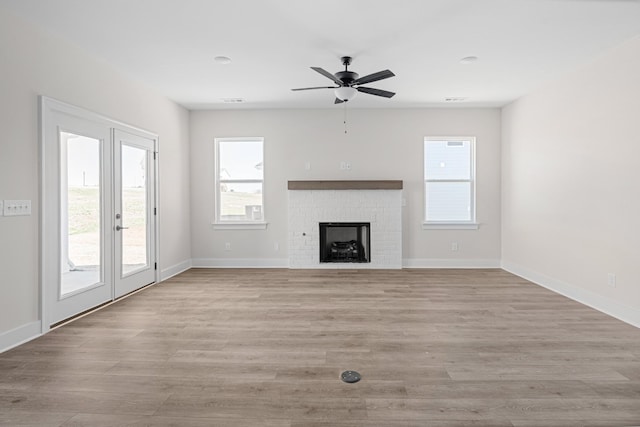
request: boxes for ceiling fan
[291,56,395,104]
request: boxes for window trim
[423,136,478,229]
[214,137,266,228]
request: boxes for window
[423,137,477,229]
[214,137,265,228]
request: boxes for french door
[113,130,156,298]
[41,98,157,327]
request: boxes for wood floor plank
[404,380,601,399]
[0,388,168,416]
[60,413,291,427]
[1,268,639,425]
[510,420,640,427]
[155,394,367,420]
[0,411,75,427]
[289,422,513,427]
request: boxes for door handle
[115,225,129,231]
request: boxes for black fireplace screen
[319,222,370,263]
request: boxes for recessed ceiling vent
[214,56,232,65]
[222,98,245,103]
[460,56,478,65]
[445,97,468,102]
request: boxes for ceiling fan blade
[357,86,395,98]
[353,69,395,86]
[291,86,337,91]
[311,67,343,85]
[334,98,345,104]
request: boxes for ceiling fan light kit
[292,56,395,104]
[335,86,357,102]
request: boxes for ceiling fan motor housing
[335,71,359,85]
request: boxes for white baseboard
[288,263,403,270]
[502,260,640,328]
[160,259,192,281]
[0,321,42,353]
[190,258,500,269]
[403,258,501,268]
[192,258,289,268]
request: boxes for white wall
[502,36,640,326]
[0,9,191,341]
[190,108,501,267]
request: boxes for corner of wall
[0,321,42,353]
[160,259,193,282]
[502,260,640,328]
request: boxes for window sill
[422,222,479,230]
[212,222,268,230]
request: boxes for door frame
[39,96,160,333]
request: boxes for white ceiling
[2,0,640,109]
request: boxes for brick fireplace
[287,181,402,269]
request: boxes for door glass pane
[121,145,148,276]
[61,132,101,296]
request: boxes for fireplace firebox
[319,222,370,263]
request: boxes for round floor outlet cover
[341,370,361,383]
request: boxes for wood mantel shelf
[287,180,403,190]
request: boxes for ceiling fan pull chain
[344,102,348,134]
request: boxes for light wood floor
[2,268,640,426]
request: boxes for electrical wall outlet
[224,242,231,251]
[451,242,459,252]
[304,161,311,170]
[607,273,616,287]
[274,241,279,251]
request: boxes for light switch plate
[3,200,32,216]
